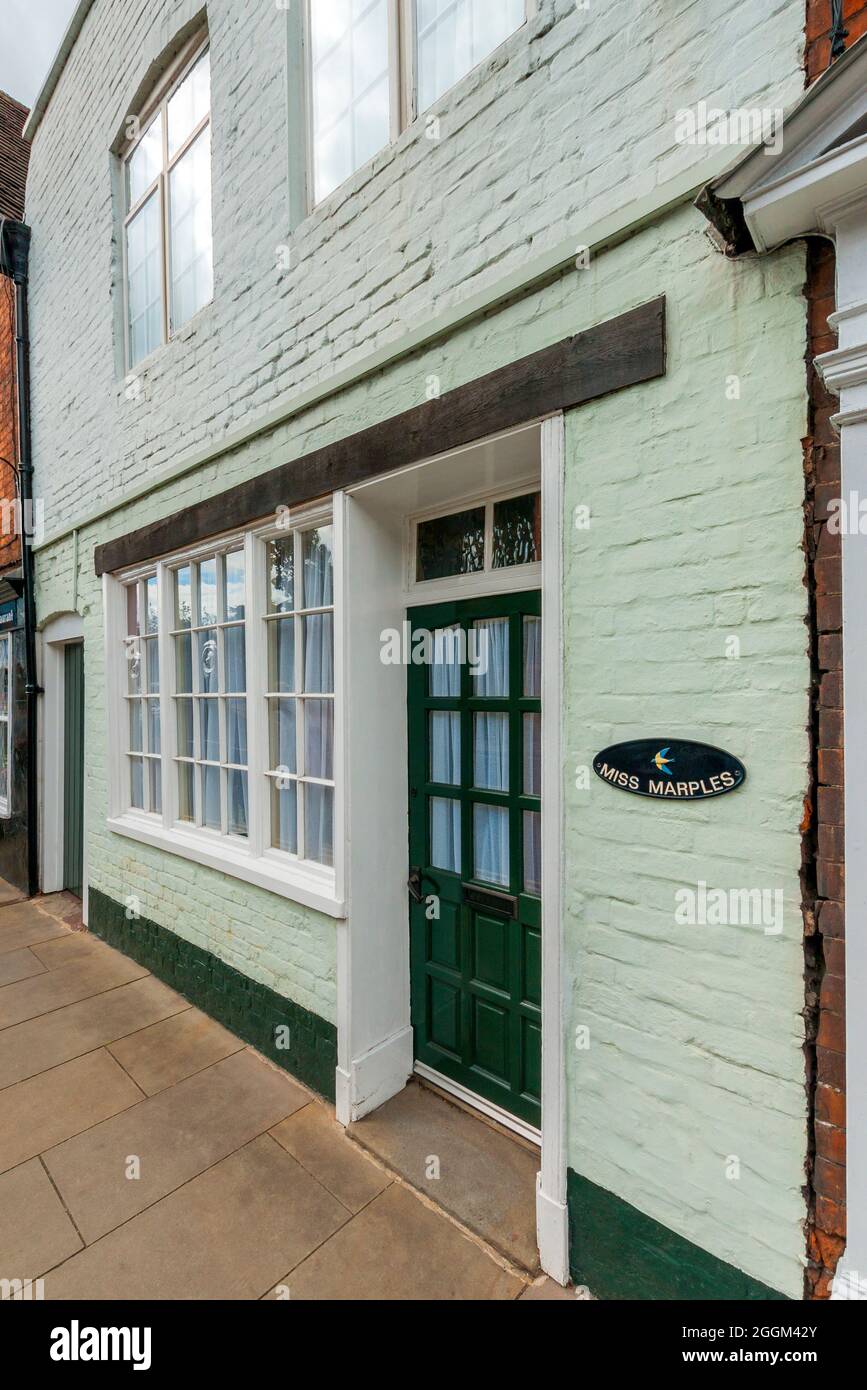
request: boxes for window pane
[270,698,297,774]
[305,699,334,780]
[474,713,508,791]
[130,757,144,809]
[268,619,295,693]
[224,625,246,693]
[416,0,525,111]
[127,192,162,367]
[430,796,460,874]
[167,49,210,157]
[416,507,484,581]
[176,699,194,759]
[430,711,460,784]
[201,764,221,829]
[492,492,541,568]
[303,614,334,693]
[197,559,217,626]
[147,699,161,755]
[175,566,192,628]
[474,803,509,888]
[145,638,160,694]
[311,0,390,202]
[302,527,334,608]
[523,616,541,698]
[268,538,294,613]
[145,575,159,633]
[271,780,298,854]
[127,584,139,636]
[224,551,246,621]
[226,698,247,766]
[472,618,508,697]
[178,761,194,822]
[228,769,248,837]
[175,633,193,692]
[149,760,162,816]
[305,784,334,866]
[128,112,163,205]
[197,630,219,693]
[430,626,461,697]
[127,642,142,695]
[169,125,213,331]
[524,713,541,797]
[524,810,541,896]
[129,701,143,752]
[199,699,220,762]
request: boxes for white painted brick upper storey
[25,0,806,536]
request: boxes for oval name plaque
[593,738,746,801]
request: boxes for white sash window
[105,505,342,915]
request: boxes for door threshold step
[346,1077,542,1275]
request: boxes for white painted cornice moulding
[816,338,867,395]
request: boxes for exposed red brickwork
[0,91,28,577]
[807,0,867,80]
[0,278,20,573]
[802,237,846,1300]
[801,0,861,1304]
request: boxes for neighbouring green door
[63,642,85,897]
[408,591,542,1129]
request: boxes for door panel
[408,591,541,1128]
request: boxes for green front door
[408,591,542,1129]
[63,642,85,897]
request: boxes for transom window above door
[308,0,530,203]
[122,35,213,368]
[412,488,541,587]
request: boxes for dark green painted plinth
[568,1171,790,1301]
[88,887,337,1100]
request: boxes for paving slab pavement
[0,889,575,1301]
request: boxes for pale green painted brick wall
[36,201,810,1296]
[562,210,810,1298]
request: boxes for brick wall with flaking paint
[563,212,811,1300]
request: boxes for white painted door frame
[39,613,86,916]
[334,415,568,1282]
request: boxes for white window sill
[107,813,345,919]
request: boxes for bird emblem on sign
[654,747,675,776]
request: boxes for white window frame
[0,632,12,818]
[103,502,345,918]
[304,0,534,207]
[405,477,542,603]
[121,30,212,370]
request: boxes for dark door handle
[408,867,424,903]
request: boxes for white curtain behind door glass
[430,712,460,784]
[305,784,334,867]
[474,713,509,791]
[474,802,509,887]
[431,626,461,696]
[472,618,509,697]
[523,616,541,697]
[431,796,461,873]
[524,810,541,896]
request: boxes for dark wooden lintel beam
[94,296,665,576]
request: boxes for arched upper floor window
[122,32,213,369]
